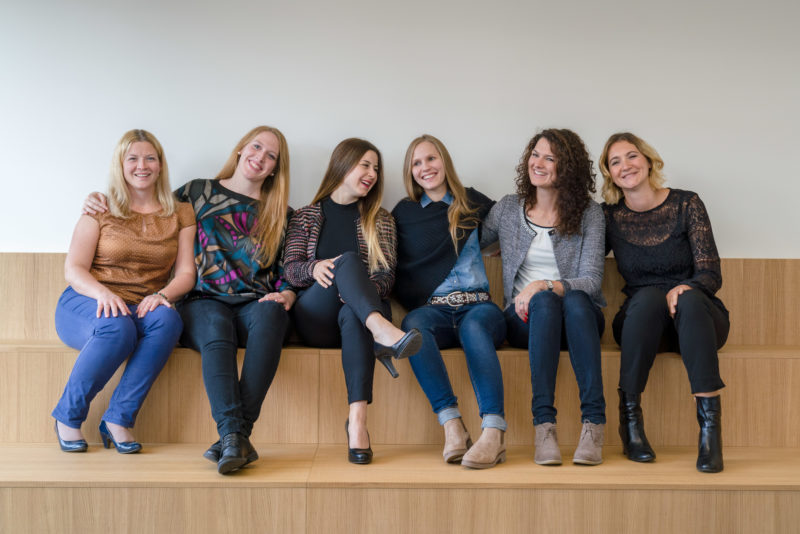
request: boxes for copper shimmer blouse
[88,202,195,304]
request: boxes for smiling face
[122,141,161,193]
[334,150,379,203]
[410,141,448,200]
[606,140,651,193]
[528,137,557,189]
[235,131,280,184]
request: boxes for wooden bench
[1,253,799,533]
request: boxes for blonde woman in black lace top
[600,132,730,473]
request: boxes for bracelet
[154,291,169,301]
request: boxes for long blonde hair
[216,126,290,266]
[108,129,175,218]
[311,138,388,273]
[402,134,479,250]
[599,132,665,205]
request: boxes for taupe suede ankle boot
[534,422,562,465]
[461,427,505,469]
[442,417,472,464]
[572,421,604,465]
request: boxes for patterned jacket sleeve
[283,206,320,289]
[368,209,397,299]
[273,208,298,293]
[682,194,722,295]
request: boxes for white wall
[2,0,798,256]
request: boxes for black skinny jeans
[179,298,290,438]
[613,286,729,394]
[292,251,389,404]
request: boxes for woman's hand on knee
[96,290,129,318]
[135,293,171,318]
[666,284,693,317]
[514,280,547,322]
[259,290,296,310]
[312,258,338,288]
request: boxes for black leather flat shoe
[217,433,256,474]
[55,421,87,453]
[345,420,372,465]
[205,438,258,465]
[374,328,422,361]
[99,421,141,454]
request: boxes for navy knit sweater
[391,188,494,310]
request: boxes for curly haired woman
[483,128,606,466]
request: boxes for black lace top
[603,189,723,300]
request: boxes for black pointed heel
[377,354,399,378]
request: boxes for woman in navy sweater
[392,135,507,469]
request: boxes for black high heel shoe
[374,328,423,377]
[99,421,141,454]
[345,420,372,464]
[54,421,87,453]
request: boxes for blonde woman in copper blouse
[52,129,196,454]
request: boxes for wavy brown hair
[215,125,290,266]
[514,128,595,236]
[402,134,479,251]
[599,132,665,205]
[311,138,388,273]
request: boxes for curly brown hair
[514,128,596,236]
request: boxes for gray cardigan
[481,194,606,310]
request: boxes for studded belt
[428,291,492,307]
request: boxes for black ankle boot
[696,395,723,473]
[618,388,656,462]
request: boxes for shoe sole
[443,449,467,463]
[534,458,563,466]
[218,456,248,475]
[572,457,603,465]
[461,451,506,469]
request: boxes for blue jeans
[179,297,289,438]
[505,290,606,425]
[52,287,182,429]
[402,302,506,429]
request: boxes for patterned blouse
[175,179,293,302]
[283,201,397,299]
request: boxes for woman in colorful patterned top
[284,138,422,465]
[600,132,729,473]
[392,134,507,469]
[83,126,295,475]
[55,129,196,454]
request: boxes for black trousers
[613,286,729,394]
[179,298,290,438]
[293,251,390,404]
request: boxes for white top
[512,219,560,298]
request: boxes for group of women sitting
[52,126,729,476]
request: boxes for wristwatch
[545,280,554,291]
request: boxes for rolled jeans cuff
[481,414,507,431]
[436,406,462,426]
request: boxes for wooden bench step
[1,443,799,534]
